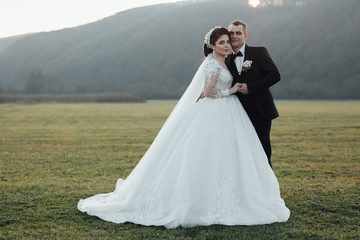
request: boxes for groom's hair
[229,20,247,33]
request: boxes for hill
[0,0,359,99]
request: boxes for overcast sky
[0,0,186,39]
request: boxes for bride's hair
[203,27,230,57]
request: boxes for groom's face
[229,25,248,50]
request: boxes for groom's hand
[238,83,249,95]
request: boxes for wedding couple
[78,20,290,228]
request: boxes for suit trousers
[246,110,273,167]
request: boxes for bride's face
[212,35,231,57]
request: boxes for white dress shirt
[234,44,246,75]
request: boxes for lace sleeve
[203,59,230,98]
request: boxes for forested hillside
[0,0,359,99]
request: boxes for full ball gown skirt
[78,95,290,228]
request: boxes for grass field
[1,101,359,239]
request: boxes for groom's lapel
[226,55,236,71]
[241,45,251,82]
[244,44,251,62]
[227,56,240,84]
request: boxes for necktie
[234,51,243,57]
[231,51,243,61]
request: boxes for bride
[78,27,290,229]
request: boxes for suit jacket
[226,44,280,120]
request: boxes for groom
[225,20,280,168]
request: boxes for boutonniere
[241,60,252,72]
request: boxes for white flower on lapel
[241,60,252,72]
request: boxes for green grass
[1,101,359,239]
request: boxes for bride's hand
[229,83,241,94]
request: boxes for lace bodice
[203,56,233,98]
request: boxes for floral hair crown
[204,26,221,48]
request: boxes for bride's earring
[212,49,216,57]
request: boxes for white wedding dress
[78,54,290,229]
